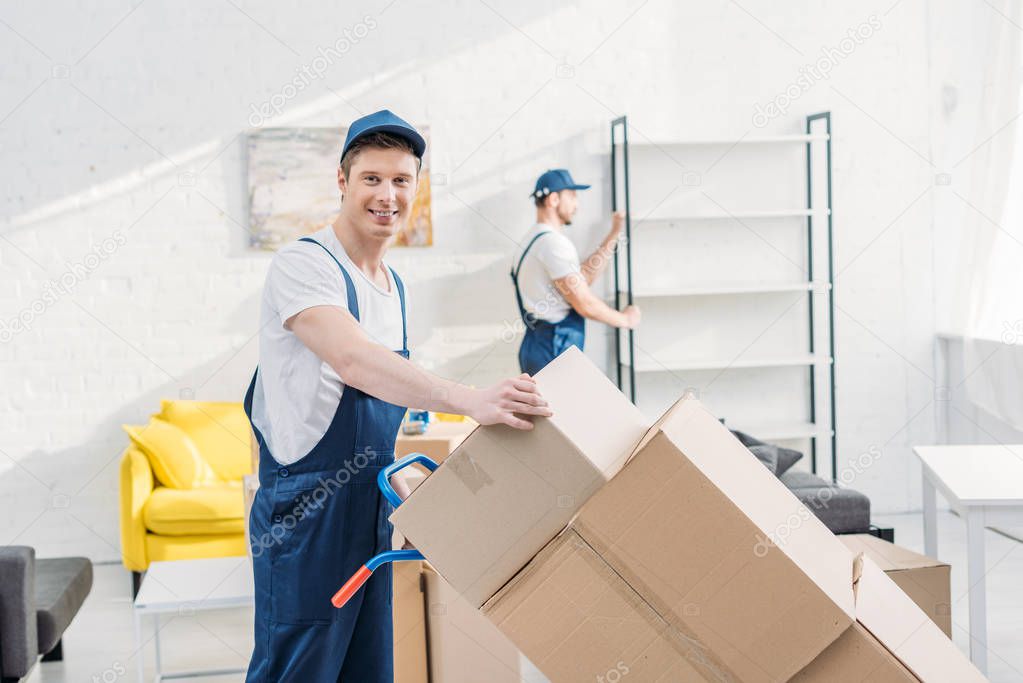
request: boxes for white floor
[26,563,254,683]
[22,511,1023,683]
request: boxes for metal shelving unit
[620,353,832,373]
[610,112,837,477]
[623,281,830,299]
[644,209,829,220]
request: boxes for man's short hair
[340,131,422,178]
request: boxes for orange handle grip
[331,565,372,608]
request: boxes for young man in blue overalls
[243,110,552,682]
[511,169,642,375]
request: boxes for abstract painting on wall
[247,126,432,250]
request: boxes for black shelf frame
[610,112,837,479]
[610,116,635,401]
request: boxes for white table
[133,556,254,682]
[914,444,1023,675]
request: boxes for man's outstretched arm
[289,305,551,430]
[579,211,624,285]
[555,273,641,330]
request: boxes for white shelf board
[728,421,833,441]
[620,354,832,372]
[630,134,829,147]
[619,282,831,298]
[638,208,829,221]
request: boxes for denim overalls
[244,237,407,682]
[511,231,585,375]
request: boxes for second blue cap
[531,169,591,200]
[340,110,426,163]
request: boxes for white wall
[0,0,992,560]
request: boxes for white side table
[133,556,254,682]
[913,444,1023,675]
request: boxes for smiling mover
[243,110,551,682]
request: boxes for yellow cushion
[142,482,245,536]
[123,420,218,489]
[145,532,247,565]
[155,400,253,481]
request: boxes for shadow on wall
[439,131,606,249]
[2,0,575,228]
[1,293,261,561]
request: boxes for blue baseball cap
[531,169,590,200]
[340,109,426,164]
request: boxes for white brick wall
[0,0,991,560]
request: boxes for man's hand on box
[467,373,552,430]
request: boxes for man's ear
[337,167,347,201]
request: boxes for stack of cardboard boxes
[391,347,984,682]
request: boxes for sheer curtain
[959,0,1023,428]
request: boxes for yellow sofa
[119,400,255,583]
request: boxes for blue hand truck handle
[366,548,423,570]
[333,453,440,609]
[377,452,439,507]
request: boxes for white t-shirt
[511,223,582,323]
[249,226,408,466]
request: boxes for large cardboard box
[791,622,919,683]
[392,347,649,607]
[484,529,707,682]
[423,564,548,683]
[792,557,985,682]
[394,561,429,683]
[839,533,952,638]
[486,397,858,683]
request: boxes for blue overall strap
[388,266,408,353]
[510,231,552,324]
[298,237,360,321]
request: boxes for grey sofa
[731,430,874,536]
[0,547,92,683]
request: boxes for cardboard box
[793,557,985,682]
[850,558,983,682]
[839,533,952,638]
[487,397,859,683]
[484,530,706,682]
[423,564,548,683]
[790,622,919,683]
[396,420,476,464]
[392,347,649,607]
[394,560,429,683]
[391,469,427,551]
